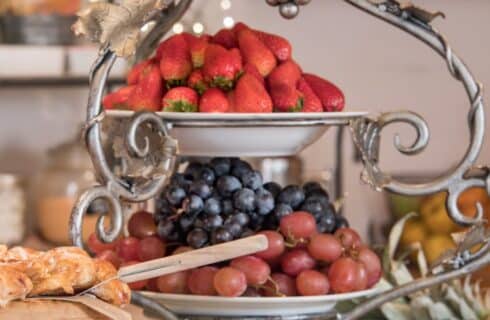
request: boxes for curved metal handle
[346,0,486,226]
[70,1,189,246]
[339,0,488,318]
[131,292,179,320]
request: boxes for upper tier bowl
[107,111,368,157]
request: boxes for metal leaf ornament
[431,223,490,272]
[72,0,170,57]
[368,0,445,24]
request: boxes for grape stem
[259,276,286,297]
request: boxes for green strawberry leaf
[211,76,234,91]
[193,82,208,96]
[288,97,304,112]
[166,78,187,89]
[164,100,197,112]
[235,70,245,81]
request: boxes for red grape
[281,249,316,276]
[187,267,218,296]
[319,266,330,276]
[213,267,247,297]
[307,234,343,263]
[156,271,190,294]
[280,211,317,240]
[328,257,364,293]
[334,228,362,249]
[230,256,271,286]
[263,273,297,297]
[265,255,282,271]
[87,232,117,254]
[128,210,157,239]
[146,278,159,291]
[173,246,193,255]
[116,237,140,262]
[137,236,166,261]
[255,231,285,261]
[356,263,368,291]
[121,261,148,290]
[296,270,330,296]
[357,247,382,288]
[243,287,262,297]
[95,250,121,268]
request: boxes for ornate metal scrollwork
[339,0,488,318]
[69,1,190,248]
[345,0,487,223]
[350,111,430,191]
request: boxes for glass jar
[0,174,26,245]
[5,0,81,16]
[32,136,106,245]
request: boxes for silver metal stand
[70,1,488,319]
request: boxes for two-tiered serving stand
[69,0,489,319]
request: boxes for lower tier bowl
[140,287,379,317]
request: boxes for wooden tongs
[81,234,268,294]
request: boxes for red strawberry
[162,87,198,112]
[230,48,243,72]
[188,70,208,95]
[227,90,236,113]
[189,36,209,68]
[203,44,243,91]
[155,34,183,60]
[127,63,162,112]
[270,83,304,112]
[235,74,273,113]
[267,60,301,88]
[181,32,198,46]
[302,73,345,111]
[182,33,211,45]
[212,28,237,49]
[103,86,135,110]
[158,34,192,86]
[127,59,154,85]
[297,77,322,112]
[232,22,250,35]
[237,29,276,77]
[199,88,230,113]
[255,30,291,62]
[180,33,210,68]
[243,63,264,85]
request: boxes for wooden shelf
[0,45,128,87]
[0,77,125,87]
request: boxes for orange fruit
[422,234,455,265]
[400,219,427,247]
[458,187,489,210]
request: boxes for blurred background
[0,0,489,255]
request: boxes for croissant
[0,265,33,308]
[0,245,131,307]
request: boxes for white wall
[0,0,489,238]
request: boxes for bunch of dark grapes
[154,158,348,249]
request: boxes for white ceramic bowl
[107,111,368,157]
[140,288,379,317]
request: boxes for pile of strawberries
[103,22,345,113]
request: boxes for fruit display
[88,158,382,297]
[103,22,345,113]
[392,188,490,265]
